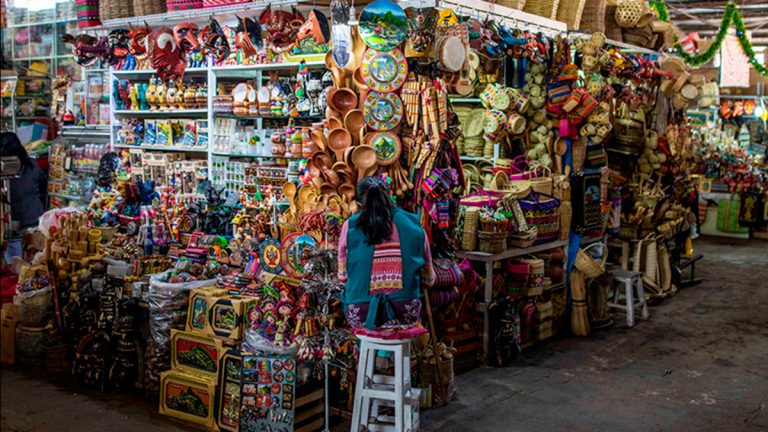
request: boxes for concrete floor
[2,237,767,432]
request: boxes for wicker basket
[523,0,560,20]
[529,167,553,195]
[615,0,645,28]
[579,0,606,33]
[460,206,480,251]
[557,0,587,30]
[604,5,623,42]
[572,136,587,171]
[574,242,607,278]
[478,231,507,254]
[508,226,537,248]
[133,0,165,16]
[100,0,133,20]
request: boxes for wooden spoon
[282,182,297,213]
[344,109,366,146]
[328,116,344,130]
[311,129,328,152]
[328,128,352,162]
[351,145,377,181]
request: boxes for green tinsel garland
[653,1,768,77]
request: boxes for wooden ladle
[282,182,297,214]
[351,145,377,181]
[328,128,352,162]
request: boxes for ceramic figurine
[166,80,177,110]
[113,80,123,110]
[138,83,149,110]
[129,83,139,110]
[184,84,197,109]
[146,76,157,110]
[156,79,166,110]
[176,82,185,109]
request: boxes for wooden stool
[607,269,649,327]
[351,335,416,432]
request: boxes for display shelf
[569,31,660,56]
[111,67,208,79]
[456,238,569,364]
[212,152,307,159]
[214,60,326,79]
[460,155,496,162]
[113,144,208,153]
[113,109,208,117]
[215,114,325,121]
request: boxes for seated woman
[338,177,434,338]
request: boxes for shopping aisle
[422,237,768,432]
[2,236,767,432]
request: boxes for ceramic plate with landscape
[359,0,407,51]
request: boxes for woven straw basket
[133,0,165,16]
[557,0,587,30]
[575,242,607,278]
[604,5,623,42]
[523,0,560,20]
[579,0,607,34]
[100,0,134,20]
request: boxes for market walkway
[1,237,767,432]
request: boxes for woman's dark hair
[0,132,32,167]
[355,177,393,245]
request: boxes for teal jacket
[342,208,426,329]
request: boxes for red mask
[147,27,186,81]
[128,23,151,57]
[259,5,304,51]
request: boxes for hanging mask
[404,7,437,57]
[234,16,263,57]
[107,29,130,65]
[147,27,186,81]
[200,18,230,64]
[62,34,109,67]
[173,22,200,54]
[259,5,305,52]
[127,23,151,57]
[297,9,330,46]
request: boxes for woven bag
[519,192,561,244]
[166,0,203,11]
[557,0,587,30]
[133,0,165,16]
[579,0,607,34]
[76,0,101,28]
[529,166,553,195]
[572,136,587,171]
[523,0,560,20]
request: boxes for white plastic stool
[351,335,416,432]
[607,269,649,327]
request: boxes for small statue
[155,79,166,110]
[166,80,177,110]
[129,83,138,110]
[146,76,157,110]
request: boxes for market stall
[2,0,765,430]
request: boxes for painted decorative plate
[259,237,283,274]
[366,131,402,166]
[281,233,318,279]
[359,0,408,51]
[361,48,408,93]
[363,91,404,131]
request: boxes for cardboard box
[159,370,216,429]
[186,287,228,333]
[205,295,256,341]
[170,329,225,378]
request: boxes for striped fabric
[369,227,404,296]
[76,0,101,28]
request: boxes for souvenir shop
[1,0,766,430]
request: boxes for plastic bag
[143,271,216,396]
[243,329,300,356]
[38,207,80,237]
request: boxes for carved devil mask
[259,5,304,51]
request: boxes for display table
[456,239,568,364]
